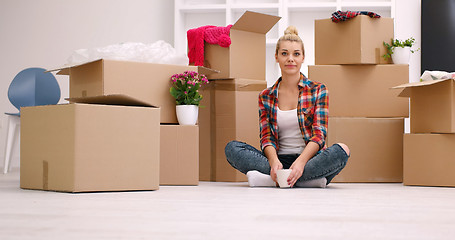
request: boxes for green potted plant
[383,37,420,64]
[170,71,208,125]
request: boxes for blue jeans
[224,141,349,184]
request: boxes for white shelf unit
[175,0,395,85]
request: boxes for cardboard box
[403,133,455,187]
[198,83,215,181]
[315,15,394,65]
[20,103,160,192]
[160,125,199,186]
[308,64,409,117]
[49,59,216,123]
[198,79,267,182]
[204,11,280,79]
[327,117,404,182]
[392,78,455,133]
[214,79,266,182]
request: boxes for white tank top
[277,107,306,155]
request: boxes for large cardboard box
[214,79,266,182]
[315,15,394,65]
[403,133,455,187]
[198,79,267,182]
[327,117,404,182]
[49,59,215,123]
[392,78,455,133]
[308,65,409,117]
[20,103,160,192]
[204,11,280,79]
[160,125,199,186]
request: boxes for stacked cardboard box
[198,11,280,182]
[393,78,455,187]
[20,60,213,192]
[309,15,409,182]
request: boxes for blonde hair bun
[284,26,299,36]
[275,25,304,56]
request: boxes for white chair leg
[3,115,20,174]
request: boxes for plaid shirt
[259,73,328,152]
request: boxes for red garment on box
[187,25,232,66]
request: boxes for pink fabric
[187,25,233,66]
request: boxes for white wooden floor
[1,169,455,240]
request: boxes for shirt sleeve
[309,84,329,149]
[258,92,276,151]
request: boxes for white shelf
[342,2,392,7]
[174,0,394,84]
[266,38,278,46]
[177,4,227,13]
[287,2,338,10]
[231,3,280,11]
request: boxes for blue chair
[3,68,60,174]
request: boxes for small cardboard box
[198,79,267,182]
[404,133,455,187]
[49,59,216,123]
[327,117,404,183]
[315,15,394,65]
[20,102,160,192]
[204,11,280,79]
[392,78,455,133]
[308,64,409,117]
[160,125,199,186]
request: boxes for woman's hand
[269,159,283,183]
[288,142,320,187]
[263,146,282,183]
[288,160,306,187]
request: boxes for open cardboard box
[315,15,393,65]
[204,11,280,80]
[392,78,455,133]
[20,96,160,192]
[48,59,218,123]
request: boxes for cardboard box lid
[66,94,158,107]
[213,78,267,91]
[231,11,281,34]
[47,59,219,76]
[47,59,100,75]
[392,78,455,97]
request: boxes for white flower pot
[392,46,411,64]
[176,105,199,125]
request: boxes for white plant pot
[392,46,411,64]
[176,105,199,125]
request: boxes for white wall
[0,0,174,170]
[395,0,421,133]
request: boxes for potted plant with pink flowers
[170,71,209,125]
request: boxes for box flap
[49,59,217,77]
[214,78,267,91]
[231,11,281,34]
[391,78,455,97]
[197,66,220,76]
[66,94,158,107]
[46,59,104,75]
